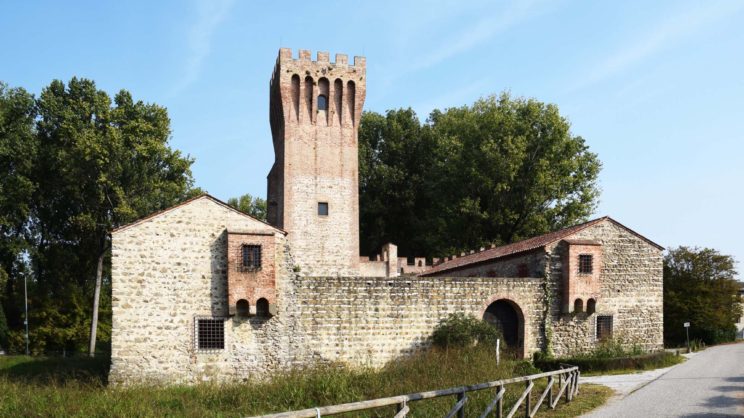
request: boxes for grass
[0,347,612,417]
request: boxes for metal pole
[24,275,29,356]
[686,325,690,353]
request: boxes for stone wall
[109,196,291,385]
[547,220,664,356]
[287,275,546,367]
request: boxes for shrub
[431,313,502,348]
[535,351,682,373]
[0,304,8,351]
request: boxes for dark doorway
[483,299,524,356]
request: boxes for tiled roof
[419,216,662,276]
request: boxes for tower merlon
[275,48,365,69]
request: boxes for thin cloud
[568,1,744,92]
[172,0,235,95]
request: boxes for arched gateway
[483,299,525,358]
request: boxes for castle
[109,49,664,385]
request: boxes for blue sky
[2,0,743,275]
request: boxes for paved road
[583,342,744,417]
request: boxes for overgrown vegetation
[664,246,742,346]
[534,338,684,374]
[0,347,612,417]
[431,313,502,348]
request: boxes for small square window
[579,254,593,274]
[242,245,261,270]
[318,202,328,216]
[195,318,225,351]
[596,315,613,341]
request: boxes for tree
[663,247,742,346]
[32,78,196,355]
[0,83,36,339]
[227,193,267,221]
[358,92,601,257]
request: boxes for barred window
[596,315,613,341]
[579,254,593,274]
[242,245,261,270]
[195,318,225,351]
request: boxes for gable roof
[111,194,286,235]
[419,216,663,276]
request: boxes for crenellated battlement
[277,48,365,68]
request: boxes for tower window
[579,254,593,274]
[241,245,262,270]
[317,94,328,111]
[318,202,328,216]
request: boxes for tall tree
[663,247,742,346]
[33,78,196,355]
[0,83,36,343]
[359,93,602,257]
[227,193,267,221]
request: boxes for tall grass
[0,347,609,417]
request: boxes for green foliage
[0,78,198,353]
[535,351,682,373]
[227,193,267,221]
[663,246,742,346]
[0,348,611,417]
[0,302,9,350]
[359,93,601,257]
[431,313,502,348]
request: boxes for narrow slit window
[579,254,593,274]
[318,202,328,216]
[195,318,225,351]
[242,245,262,270]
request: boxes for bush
[535,351,682,373]
[0,303,9,351]
[431,313,502,348]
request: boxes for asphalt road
[583,342,744,417]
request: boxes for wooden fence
[248,365,580,418]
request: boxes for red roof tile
[419,216,662,276]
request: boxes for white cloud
[172,0,235,95]
[568,0,744,92]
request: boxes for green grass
[0,347,611,417]
[536,351,684,375]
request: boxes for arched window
[236,299,250,317]
[256,298,270,318]
[574,298,584,313]
[317,94,328,111]
[587,298,597,315]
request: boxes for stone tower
[267,48,366,276]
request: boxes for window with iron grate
[579,254,593,274]
[195,318,225,351]
[596,315,613,341]
[241,245,261,271]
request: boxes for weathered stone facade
[109,49,665,385]
[421,218,664,357]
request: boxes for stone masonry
[109,49,665,385]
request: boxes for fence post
[496,384,504,418]
[524,379,531,418]
[457,392,465,418]
[566,371,572,403]
[496,338,500,365]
